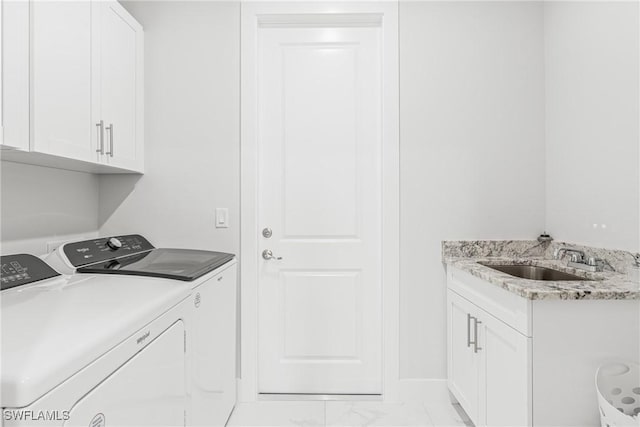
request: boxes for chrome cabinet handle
[468,314,483,352]
[105,123,114,157]
[262,249,282,261]
[473,318,483,353]
[96,120,104,154]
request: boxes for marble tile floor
[227,400,474,427]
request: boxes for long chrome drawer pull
[473,319,483,353]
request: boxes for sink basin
[478,263,590,281]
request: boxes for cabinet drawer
[447,266,532,336]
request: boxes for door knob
[262,249,282,261]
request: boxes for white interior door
[257,20,383,395]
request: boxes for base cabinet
[448,289,531,427]
[447,266,639,427]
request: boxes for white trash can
[596,361,640,427]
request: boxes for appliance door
[63,320,185,427]
[77,249,235,281]
[189,263,237,426]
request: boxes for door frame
[239,1,399,402]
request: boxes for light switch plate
[215,208,229,228]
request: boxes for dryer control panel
[1,254,61,291]
[63,234,155,267]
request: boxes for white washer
[1,254,190,427]
[45,235,238,427]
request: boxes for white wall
[108,0,548,382]
[0,161,99,255]
[544,1,640,253]
[99,1,240,254]
[399,1,546,379]
[3,0,633,385]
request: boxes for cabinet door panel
[32,1,93,160]
[100,1,141,171]
[190,263,237,426]
[2,0,30,150]
[479,313,531,427]
[447,290,480,423]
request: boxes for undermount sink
[478,263,591,281]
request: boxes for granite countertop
[443,241,640,301]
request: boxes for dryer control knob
[107,237,123,250]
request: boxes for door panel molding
[257,13,383,29]
[240,0,399,401]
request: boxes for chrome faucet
[553,247,585,262]
[553,247,613,273]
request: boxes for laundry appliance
[45,234,238,427]
[1,253,190,427]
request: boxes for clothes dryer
[45,235,238,426]
[1,254,190,427]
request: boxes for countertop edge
[444,257,640,301]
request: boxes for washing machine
[1,253,190,427]
[44,234,238,427]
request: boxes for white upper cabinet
[2,0,30,151]
[1,0,143,174]
[31,1,93,161]
[94,1,144,172]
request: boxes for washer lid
[1,274,189,408]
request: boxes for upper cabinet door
[98,1,144,172]
[31,1,93,161]
[2,0,30,151]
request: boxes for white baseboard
[397,379,451,404]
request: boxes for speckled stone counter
[443,240,640,300]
